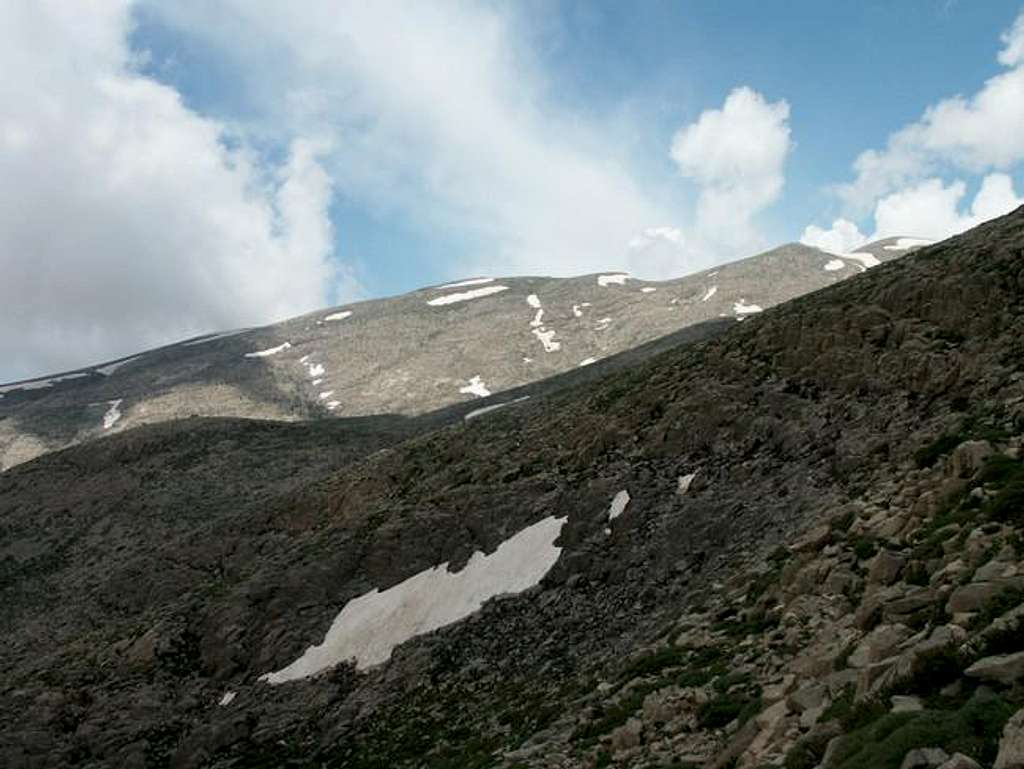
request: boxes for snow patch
[578,357,596,367]
[526,294,541,308]
[0,371,90,394]
[319,391,335,400]
[459,375,491,398]
[326,401,340,410]
[883,237,933,251]
[245,342,291,358]
[532,328,561,352]
[259,515,567,678]
[608,490,630,522]
[824,259,845,272]
[842,252,881,270]
[701,286,718,302]
[640,287,657,293]
[594,318,612,331]
[102,399,123,430]
[95,356,141,376]
[572,302,591,318]
[428,285,508,305]
[598,273,629,287]
[324,310,352,322]
[677,473,697,495]
[530,309,545,328]
[733,300,763,315]
[464,395,530,421]
[307,363,325,378]
[436,277,494,290]
[219,691,236,707]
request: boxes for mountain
[0,237,926,471]
[6,214,1020,769]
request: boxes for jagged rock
[848,624,912,668]
[762,674,796,703]
[884,587,936,623]
[869,550,907,585]
[787,683,829,714]
[948,440,994,478]
[790,524,833,554]
[948,581,1021,614]
[974,560,1019,582]
[739,699,791,769]
[965,651,1024,685]
[823,567,861,597]
[901,747,950,769]
[609,717,643,751]
[937,754,982,769]
[891,695,924,713]
[995,708,1024,769]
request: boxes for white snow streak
[594,318,612,331]
[578,357,596,367]
[733,300,763,315]
[608,490,631,521]
[0,371,90,394]
[677,473,697,495]
[842,252,881,270]
[436,277,495,290]
[459,375,491,398]
[824,259,845,272]
[598,274,629,287]
[526,294,541,308]
[95,356,142,375]
[102,399,123,430]
[464,395,530,421]
[182,329,248,347]
[883,237,933,251]
[532,328,561,352]
[640,287,657,293]
[219,691,236,707]
[530,309,545,328]
[245,342,291,358]
[324,310,353,322]
[326,401,340,410]
[319,391,335,400]
[428,285,509,305]
[259,516,567,678]
[701,286,718,302]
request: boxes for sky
[2,1,1024,381]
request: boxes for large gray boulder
[996,708,1024,769]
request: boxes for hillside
[0,237,921,471]
[3,213,1021,769]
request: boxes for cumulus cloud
[0,1,347,381]
[800,219,868,254]
[670,87,792,252]
[838,10,1024,213]
[146,1,682,280]
[873,173,1023,240]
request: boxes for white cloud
[800,218,868,255]
[872,173,1023,241]
[670,87,792,251]
[145,1,682,280]
[0,1,347,381]
[839,10,1024,213]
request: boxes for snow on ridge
[824,259,845,272]
[532,328,561,352]
[701,285,718,302]
[733,300,763,315]
[436,277,495,290]
[526,294,541,308]
[245,342,291,358]
[883,237,933,251]
[102,399,123,430]
[259,515,567,678]
[598,273,630,287]
[0,371,90,395]
[427,285,509,306]
[95,356,142,376]
[578,357,597,367]
[842,252,881,270]
[182,329,248,347]
[464,395,530,421]
[324,310,353,322]
[459,375,491,398]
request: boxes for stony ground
[0,217,1019,769]
[0,238,915,471]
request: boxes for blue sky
[1,1,1023,379]
[127,1,1023,299]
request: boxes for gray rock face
[997,709,1024,769]
[0,240,908,471]
[965,652,1024,685]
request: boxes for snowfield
[427,285,509,306]
[245,342,291,358]
[259,515,567,678]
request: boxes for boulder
[965,651,1024,686]
[937,754,982,769]
[869,551,907,586]
[891,695,924,713]
[610,717,643,751]
[947,582,1004,614]
[848,624,912,669]
[901,747,950,769]
[996,708,1024,769]
[790,524,832,554]
[948,440,993,478]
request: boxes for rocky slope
[0,237,922,471]
[3,215,1019,769]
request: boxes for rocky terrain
[0,237,921,471]
[3,212,1021,769]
